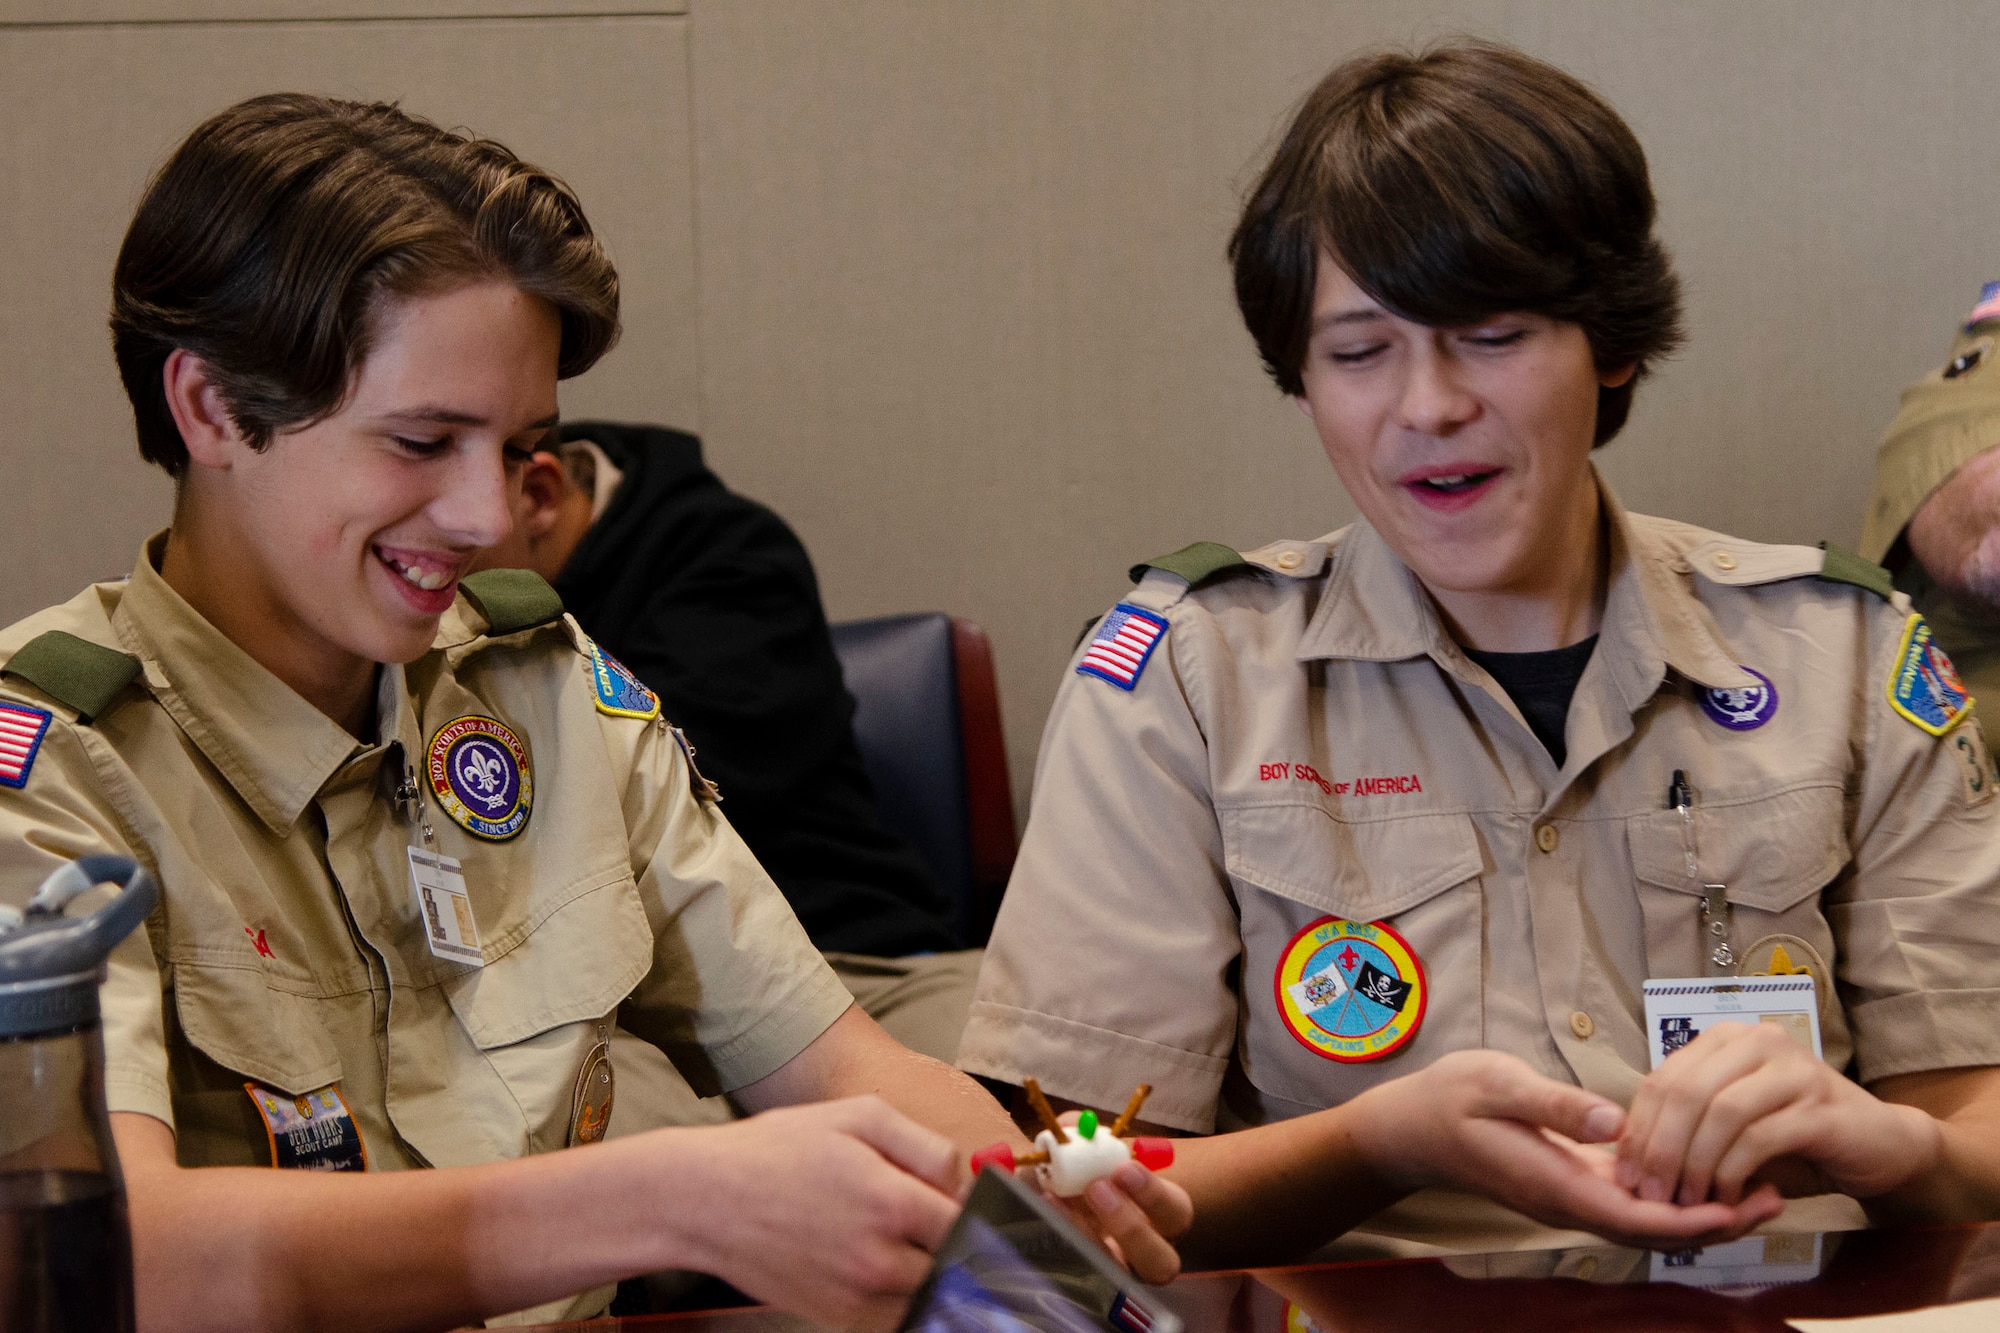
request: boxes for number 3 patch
[1953,718,1997,807]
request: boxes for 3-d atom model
[970,1079,1175,1198]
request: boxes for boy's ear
[519,452,571,539]
[162,349,245,469]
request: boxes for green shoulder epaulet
[1128,541,1249,586]
[459,569,564,635]
[1816,542,1896,601]
[1,630,141,724]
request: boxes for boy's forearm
[1864,1068,2000,1225]
[1165,1110,1405,1269]
[117,1112,697,1333]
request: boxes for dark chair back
[829,612,1016,946]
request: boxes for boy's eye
[1327,343,1387,365]
[394,435,450,457]
[1464,328,1529,349]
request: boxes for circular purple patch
[427,715,532,841]
[1701,667,1778,730]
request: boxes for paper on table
[1788,1295,2000,1332]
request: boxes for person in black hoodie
[469,420,982,1066]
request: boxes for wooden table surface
[519,1220,2000,1332]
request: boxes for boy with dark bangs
[960,41,2000,1262]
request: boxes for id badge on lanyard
[1643,770,1820,1065]
[398,763,484,967]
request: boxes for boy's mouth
[374,546,460,594]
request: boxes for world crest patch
[1700,666,1778,731]
[587,638,660,721]
[1274,916,1427,1063]
[427,714,533,841]
[1888,615,1972,735]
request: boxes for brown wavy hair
[112,93,620,475]
[1228,40,1682,445]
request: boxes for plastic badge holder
[898,1165,1183,1333]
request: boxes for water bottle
[0,856,157,1333]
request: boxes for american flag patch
[1109,1291,1157,1333]
[1077,604,1169,691]
[1970,280,2000,327]
[0,702,52,789]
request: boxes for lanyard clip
[399,763,438,848]
[1671,770,1734,974]
[1701,883,1734,973]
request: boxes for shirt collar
[112,532,416,832]
[1295,470,1759,706]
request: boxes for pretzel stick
[1017,1149,1050,1166]
[1109,1084,1152,1138]
[1022,1078,1067,1138]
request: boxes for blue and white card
[1642,975,1821,1069]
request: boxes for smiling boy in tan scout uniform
[959,41,2000,1264]
[0,95,1189,1331]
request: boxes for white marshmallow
[1031,1125,1132,1198]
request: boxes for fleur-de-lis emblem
[456,744,510,809]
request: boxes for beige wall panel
[0,3,682,22]
[0,14,697,625]
[689,0,2000,812]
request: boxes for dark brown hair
[112,93,620,475]
[1228,40,1682,445]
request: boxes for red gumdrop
[970,1142,1017,1176]
[1130,1137,1175,1171]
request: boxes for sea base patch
[0,702,52,788]
[427,714,533,841]
[1077,604,1168,691]
[1274,916,1427,1062]
[1888,614,1972,736]
[245,1083,369,1171]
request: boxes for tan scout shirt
[1863,316,2000,728]
[961,481,2000,1250]
[0,539,853,1322]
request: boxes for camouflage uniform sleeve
[956,578,1242,1133]
[1836,602,2000,1083]
[599,704,854,1098]
[0,693,171,1128]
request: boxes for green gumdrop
[1077,1109,1099,1140]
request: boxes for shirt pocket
[167,959,346,1166]
[1626,783,1847,984]
[439,868,655,1153]
[1221,802,1485,1111]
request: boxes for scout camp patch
[1274,916,1427,1063]
[1887,615,1972,736]
[1077,604,1168,691]
[0,701,52,788]
[427,714,533,841]
[586,638,660,721]
[1700,667,1779,731]
[244,1083,369,1171]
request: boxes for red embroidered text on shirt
[1257,764,1422,797]
[1349,774,1422,795]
